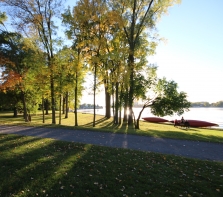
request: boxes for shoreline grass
[1,111,223,143]
[0,134,223,197]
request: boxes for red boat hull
[142,117,169,123]
[171,120,218,127]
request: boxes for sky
[64,0,223,104]
[1,0,222,104]
[148,0,223,103]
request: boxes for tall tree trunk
[50,72,56,124]
[59,94,62,125]
[119,86,123,124]
[45,99,49,115]
[93,64,97,127]
[128,53,134,125]
[63,96,65,115]
[123,105,128,123]
[114,82,119,124]
[105,81,111,118]
[65,92,69,119]
[135,105,146,129]
[42,96,45,123]
[21,91,29,122]
[111,82,115,123]
[123,88,128,122]
[13,107,17,117]
[74,74,78,126]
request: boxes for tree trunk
[105,83,111,118]
[135,106,146,129]
[21,91,29,122]
[59,94,62,125]
[111,82,115,123]
[65,92,68,119]
[74,74,78,126]
[13,107,17,117]
[119,106,122,124]
[45,99,49,115]
[119,85,123,124]
[114,82,119,124]
[123,105,128,123]
[93,64,97,127]
[123,89,128,122]
[42,96,45,123]
[62,96,65,115]
[128,53,134,125]
[50,72,56,124]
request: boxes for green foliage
[151,78,191,116]
[134,65,157,100]
[1,0,189,127]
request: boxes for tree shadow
[82,117,109,127]
[0,134,88,196]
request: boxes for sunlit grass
[0,134,223,197]
[1,110,223,143]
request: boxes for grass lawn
[0,111,223,196]
[0,134,223,197]
[1,111,223,143]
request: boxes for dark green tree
[135,77,191,129]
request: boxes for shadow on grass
[82,117,109,127]
[0,135,86,196]
[1,134,223,197]
[88,118,135,133]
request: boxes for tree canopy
[0,0,190,129]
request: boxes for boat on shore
[142,117,169,123]
[170,120,219,127]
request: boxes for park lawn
[0,134,223,197]
[0,111,223,143]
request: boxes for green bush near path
[1,111,223,143]
[0,134,223,197]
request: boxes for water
[77,107,223,129]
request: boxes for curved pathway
[1,125,223,161]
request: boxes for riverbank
[77,107,223,129]
[1,111,223,143]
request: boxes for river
[77,107,223,129]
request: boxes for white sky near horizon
[150,0,223,103]
[64,0,223,105]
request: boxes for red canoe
[142,117,169,123]
[171,120,219,127]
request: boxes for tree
[54,46,85,126]
[0,11,7,30]
[63,0,118,126]
[0,31,39,121]
[1,0,65,124]
[110,0,181,125]
[135,77,191,129]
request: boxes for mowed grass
[0,134,223,197]
[1,111,223,143]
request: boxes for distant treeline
[191,101,223,107]
[133,101,223,108]
[78,104,103,109]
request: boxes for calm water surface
[78,107,223,129]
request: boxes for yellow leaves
[33,14,43,25]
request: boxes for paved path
[1,125,223,162]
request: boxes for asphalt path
[1,125,223,162]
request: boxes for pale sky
[65,0,223,104]
[149,0,223,103]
